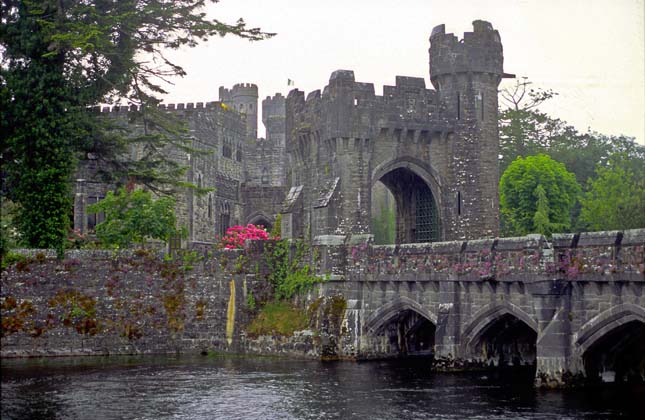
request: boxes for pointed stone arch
[246,211,274,230]
[461,301,538,347]
[371,156,443,206]
[364,296,437,334]
[574,303,645,355]
[371,156,444,244]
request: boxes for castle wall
[74,102,247,244]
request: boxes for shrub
[219,224,272,249]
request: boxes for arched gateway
[372,158,442,244]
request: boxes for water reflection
[2,356,642,419]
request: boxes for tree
[499,78,563,172]
[500,154,580,236]
[1,1,272,252]
[88,187,182,248]
[498,78,644,188]
[579,153,645,231]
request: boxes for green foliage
[246,292,256,311]
[264,239,321,300]
[500,154,580,236]
[1,1,272,250]
[499,79,645,192]
[1,252,28,271]
[0,198,22,257]
[270,214,282,239]
[246,301,309,337]
[499,79,561,173]
[275,265,320,300]
[88,187,183,248]
[579,153,645,230]
[180,250,203,271]
[531,185,559,237]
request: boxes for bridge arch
[462,301,538,346]
[461,301,538,368]
[370,157,443,244]
[364,297,438,357]
[574,303,645,354]
[574,304,645,383]
[365,296,437,334]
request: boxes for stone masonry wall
[1,248,255,358]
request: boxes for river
[1,355,642,419]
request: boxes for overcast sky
[162,0,645,144]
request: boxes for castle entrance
[372,167,439,244]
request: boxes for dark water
[1,356,643,419]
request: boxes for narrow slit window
[456,93,461,120]
[457,191,462,215]
[480,92,484,120]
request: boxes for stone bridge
[308,229,645,386]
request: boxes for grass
[246,300,309,338]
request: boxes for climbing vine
[264,239,321,300]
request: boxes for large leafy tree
[500,154,580,237]
[88,187,181,248]
[1,0,272,253]
[579,153,645,231]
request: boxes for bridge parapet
[310,230,644,284]
[553,229,645,281]
[338,234,551,283]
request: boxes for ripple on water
[1,357,639,420]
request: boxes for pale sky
[162,0,645,144]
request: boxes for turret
[260,93,287,186]
[219,83,259,140]
[429,20,504,121]
[428,20,509,239]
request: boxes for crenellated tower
[429,20,508,238]
[219,83,259,140]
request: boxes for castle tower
[429,20,508,239]
[261,93,287,186]
[219,83,259,140]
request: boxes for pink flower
[218,224,273,249]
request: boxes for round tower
[231,83,259,140]
[429,20,507,239]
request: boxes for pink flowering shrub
[219,224,275,249]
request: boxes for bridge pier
[434,280,461,363]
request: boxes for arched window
[261,168,269,185]
[219,201,230,237]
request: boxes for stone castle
[73,20,512,246]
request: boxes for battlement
[92,101,233,114]
[262,93,286,119]
[394,76,426,90]
[429,20,504,82]
[219,83,259,106]
[285,70,439,127]
[233,82,258,90]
